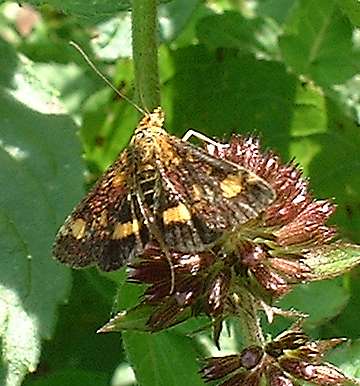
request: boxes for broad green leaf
[327,339,360,382]
[162,45,297,153]
[91,13,133,60]
[278,279,350,328]
[169,3,215,49]
[308,99,360,243]
[14,0,171,22]
[340,0,360,27]
[0,39,83,385]
[96,275,148,331]
[279,0,357,87]
[257,0,299,24]
[289,80,327,137]
[333,75,360,123]
[91,0,200,60]
[0,285,39,386]
[80,83,138,172]
[318,274,360,340]
[25,369,109,386]
[23,270,122,384]
[196,11,280,59]
[123,331,204,386]
[30,62,102,120]
[158,0,200,42]
[283,93,360,244]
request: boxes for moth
[53,107,275,271]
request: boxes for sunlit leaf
[0,38,83,385]
[18,0,171,22]
[279,0,358,87]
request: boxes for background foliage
[0,0,360,385]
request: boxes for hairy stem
[131,0,160,110]
[235,290,264,346]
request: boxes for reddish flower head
[201,327,357,386]
[209,136,336,298]
[129,135,337,331]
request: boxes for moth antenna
[70,41,146,115]
[137,86,151,115]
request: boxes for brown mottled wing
[53,129,275,269]
[153,135,276,252]
[53,150,149,271]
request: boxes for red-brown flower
[209,135,336,298]
[201,327,357,386]
[129,244,231,331]
[128,135,337,330]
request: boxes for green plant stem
[236,290,264,346]
[131,0,160,111]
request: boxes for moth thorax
[133,125,164,158]
[146,107,165,127]
[136,107,165,132]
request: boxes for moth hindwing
[53,107,275,271]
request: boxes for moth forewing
[53,107,275,271]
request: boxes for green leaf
[30,62,101,120]
[0,39,84,385]
[196,11,280,59]
[319,275,360,339]
[24,270,122,383]
[340,0,360,27]
[283,93,360,244]
[80,60,138,171]
[279,0,357,87]
[0,285,40,386]
[289,80,327,137]
[305,242,360,280]
[168,3,216,49]
[159,0,200,42]
[91,0,200,60]
[25,369,109,386]
[123,331,204,386]
[257,0,299,24]
[308,99,360,243]
[91,14,133,60]
[327,339,360,382]
[162,45,297,147]
[19,0,171,22]
[278,279,350,328]
[333,75,360,122]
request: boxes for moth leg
[182,129,229,150]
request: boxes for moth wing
[154,136,275,251]
[53,150,149,271]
